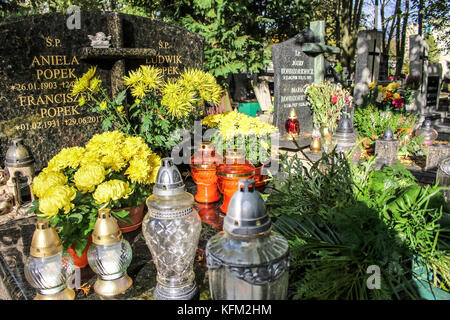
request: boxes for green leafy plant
[266,150,450,299]
[304,81,352,132]
[353,104,418,144]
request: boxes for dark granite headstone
[0,12,204,171]
[378,53,389,82]
[426,76,440,108]
[272,21,339,137]
[272,37,315,136]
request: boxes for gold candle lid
[30,219,63,258]
[288,108,298,120]
[92,208,122,245]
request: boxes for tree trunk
[396,0,410,75]
[339,0,364,74]
[418,0,424,35]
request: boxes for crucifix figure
[299,21,341,84]
[78,13,157,97]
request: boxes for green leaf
[111,210,132,225]
[115,90,127,105]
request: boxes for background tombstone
[354,30,383,106]
[378,53,389,83]
[409,34,429,121]
[0,12,204,172]
[272,21,339,138]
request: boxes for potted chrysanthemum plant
[72,65,223,157]
[27,130,161,268]
[202,110,277,186]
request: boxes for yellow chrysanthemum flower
[82,66,97,82]
[89,77,102,93]
[161,79,196,119]
[369,81,376,89]
[130,82,147,99]
[78,96,86,106]
[99,100,107,110]
[386,82,401,91]
[125,156,153,184]
[71,77,89,95]
[123,70,142,87]
[393,93,401,100]
[121,136,151,161]
[93,180,132,204]
[31,171,68,199]
[74,161,106,193]
[37,185,76,218]
[117,106,124,113]
[139,65,163,90]
[44,147,85,172]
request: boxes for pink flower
[332,96,338,103]
[392,98,404,108]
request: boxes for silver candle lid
[5,138,34,168]
[153,158,185,196]
[224,179,271,236]
[382,127,395,141]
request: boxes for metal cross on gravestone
[368,36,381,83]
[300,21,341,84]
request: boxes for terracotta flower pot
[190,142,223,204]
[67,234,92,269]
[116,201,146,233]
[217,149,254,214]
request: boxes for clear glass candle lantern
[24,219,75,300]
[415,120,438,146]
[206,179,290,300]
[142,158,202,300]
[88,208,133,297]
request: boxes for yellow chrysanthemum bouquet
[202,110,277,165]
[27,130,161,256]
[72,66,223,156]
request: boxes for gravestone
[354,29,383,106]
[0,12,204,171]
[378,53,389,82]
[409,34,429,118]
[272,21,340,137]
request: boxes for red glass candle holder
[285,108,300,140]
[190,142,223,203]
[217,149,254,214]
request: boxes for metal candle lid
[153,158,185,196]
[288,108,298,120]
[224,179,271,236]
[422,120,432,129]
[5,138,34,168]
[335,117,353,134]
[382,127,395,141]
[92,208,122,245]
[30,219,63,258]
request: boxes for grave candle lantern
[190,141,223,203]
[24,219,75,300]
[415,120,438,146]
[375,127,399,166]
[284,108,300,141]
[332,117,358,153]
[217,149,254,214]
[87,208,133,297]
[206,179,290,300]
[4,138,35,206]
[142,158,201,300]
